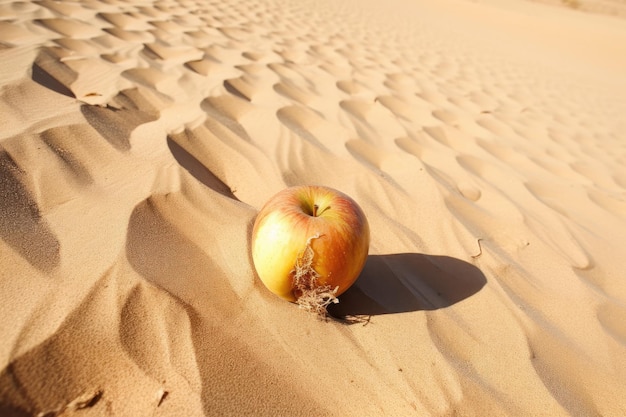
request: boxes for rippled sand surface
[1,0,625,415]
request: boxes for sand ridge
[1,0,626,415]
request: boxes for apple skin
[251,185,370,302]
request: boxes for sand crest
[1,0,626,415]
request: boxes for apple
[251,185,370,306]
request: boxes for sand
[1,0,625,415]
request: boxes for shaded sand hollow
[1,0,626,415]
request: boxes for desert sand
[1,0,626,415]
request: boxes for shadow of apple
[328,253,486,319]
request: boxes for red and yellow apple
[251,185,370,302]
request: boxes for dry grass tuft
[291,233,339,318]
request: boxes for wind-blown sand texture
[1,0,626,415]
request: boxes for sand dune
[1,0,626,415]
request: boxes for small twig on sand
[471,238,483,259]
[157,389,169,407]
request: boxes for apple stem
[313,204,319,217]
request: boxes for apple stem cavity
[311,204,330,217]
[291,233,339,318]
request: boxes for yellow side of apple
[252,210,304,301]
